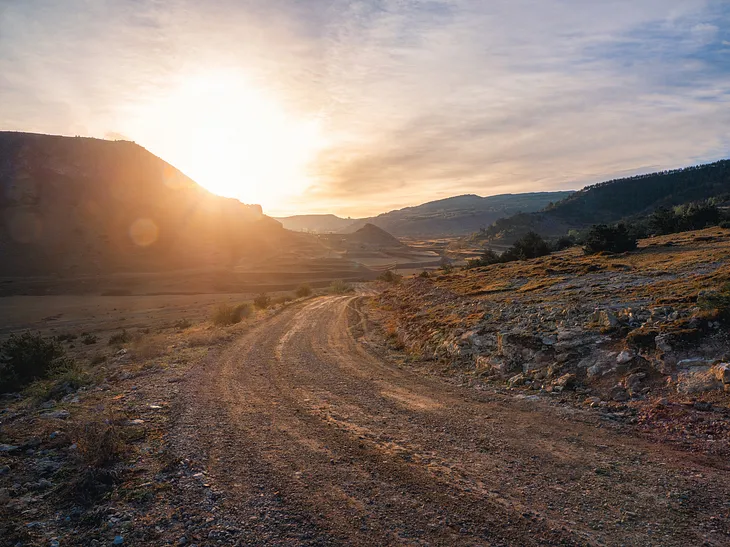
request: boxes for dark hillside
[0,132,285,276]
[480,159,730,243]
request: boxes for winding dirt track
[174,295,730,546]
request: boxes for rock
[693,401,712,411]
[41,410,70,420]
[610,385,629,402]
[584,396,602,407]
[553,373,577,392]
[655,334,673,353]
[178,537,188,545]
[616,350,635,364]
[0,488,10,504]
[677,357,711,368]
[0,444,19,453]
[714,363,730,384]
[597,309,620,328]
[508,373,526,388]
[625,372,646,396]
[40,400,57,409]
[37,479,52,490]
[0,465,9,475]
[113,536,124,545]
[677,368,722,394]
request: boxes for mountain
[0,132,286,277]
[275,214,356,234]
[348,223,406,249]
[478,159,730,244]
[277,192,574,237]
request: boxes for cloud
[1,0,730,216]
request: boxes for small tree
[583,224,637,254]
[501,231,551,261]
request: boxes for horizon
[2,1,729,217]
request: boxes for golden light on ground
[123,71,328,212]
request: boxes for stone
[584,396,602,407]
[554,373,577,391]
[0,465,9,475]
[616,350,635,364]
[610,385,629,402]
[677,368,722,394]
[0,444,19,453]
[655,334,673,353]
[40,400,57,409]
[714,363,730,384]
[508,373,526,388]
[0,488,10,504]
[677,358,711,368]
[598,310,620,328]
[625,372,646,396]
[41,410,70,420]
[113,536,124,545]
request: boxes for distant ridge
[479,159,730,243]
[277,191,573,237]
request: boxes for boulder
[624,372,646,396]
[677,368,722,394]
[616,350,635,364]
[610,385,629,402]
[508,373,527,388]
[714,363,730,384]
[553,373,577,392]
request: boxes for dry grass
[131,333,168,359]
[71,417,124,468]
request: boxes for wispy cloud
[1,0,729,216]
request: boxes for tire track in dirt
[172,295,730,546]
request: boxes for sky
[1,0,729,217]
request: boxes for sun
[122,71,327,212]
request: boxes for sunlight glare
[125,71,327,211]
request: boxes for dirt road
[172,295,730,546]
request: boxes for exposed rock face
[376,232,730,399]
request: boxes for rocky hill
[277,192,573,237]
[0,132,286,276]
[377,227,730,418]
[479,159,730,244]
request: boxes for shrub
[501,231,551,261]
[295,284,313,298]
[719,220,730,230]
[418,270,430,278]
[626,328,659,350]
[0,332,74,393]
[698,283,730,320]
[273,295,294,305]
[254,293,271,309]
[212,303,252,326]
[81,333,98,345]
[552,235,575,251]
[583,224,637,254]
[71,418,123,469]
[56,333,78,342]
[173,318,192,330]
[378,270,402,283]
[108,330,131,345]
[329,280,352,294]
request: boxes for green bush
[418,270,430,279]
[501,231,551,261]
[583,224,637,254]
[295,284,313,298]
[0,332,74,393]
[254,293,271,309]
[329,280,352,294]
[81,333,98,345]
